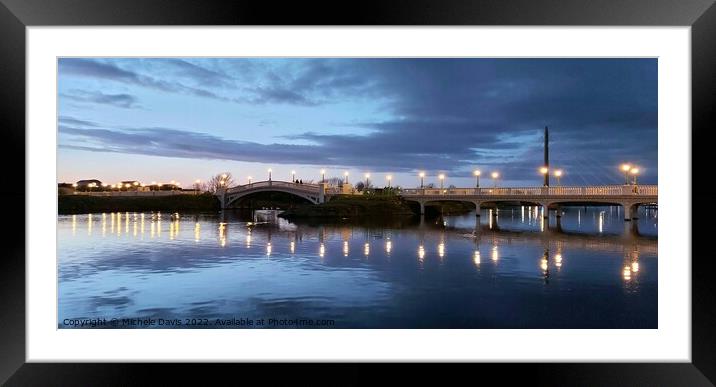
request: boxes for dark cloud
[58,58,229,101]
[58,116,98,127]
[60,90,140,108]
[59,124,329,165]
[245,87,317,106]
[160,58,234,87]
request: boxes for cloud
[58,58,229,101]
[59,124,329,165]
[161,58,234,87]
[58,116,98,127]
[57,58,658,184]
[60,90,140,108]
[57,58,380,107]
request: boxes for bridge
[219,180,325,207]
[400,185,657,221]
[217,181,657,221]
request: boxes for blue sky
[58,58,657,188]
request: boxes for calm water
[58,206,657,328]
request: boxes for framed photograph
[2,0,714,384]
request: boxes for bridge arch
[219,181,324,208]
[543,199,657,221]
[225,188,319,208]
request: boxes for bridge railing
[400,185,657,197]
[225,180,321,194]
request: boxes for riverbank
[58,194,220,214]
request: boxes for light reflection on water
[58,205,657,328]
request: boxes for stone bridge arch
[218,181,324,208]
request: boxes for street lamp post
[554,170,563,186]
[291,170,296,182]
[386,175,392,188]
[474,170,481,188]
[491,172,499,187]
[419,172,425,188]
[344,171,349,184]
[439,174,445,190]
[321,169,326,183]
[365,173,370,188]
[248,176,252,185]
[630,168,639,185]
[539,166,549,187]
[268,168,272,181]
[621,164,631,185]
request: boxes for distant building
[340,183,354,194]
[76,179,102,187]
[159,183,179,191]
[75,179,102,191]
[121,181,141,191]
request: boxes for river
[58,205,657,328]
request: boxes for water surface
[58,205,657,328]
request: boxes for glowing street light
[321,169,326,183]
[539,166,549,187]
[491,171,500,187]
[630,167,640,185]
[247,176,252,184]
[364,173,370,187]
[268,168,272,181]
[620,164,631,185]
[344,171,349,184]
[386,175,392,188]
[438,174,445,190]
[291,170,296,182]
[473,170,481,188]
[419,172,425,188]
[554,169,563,186]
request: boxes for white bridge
[217,181,657,221]
[219,180,325,207]
[400,185,657,221]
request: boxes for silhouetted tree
[206,172,235,193]
[325,177,344,186]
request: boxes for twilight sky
[58,58,657,187]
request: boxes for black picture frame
[1,0,713,385]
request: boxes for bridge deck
[400,185,657,199]
[225,180,321,195]
[218,182,656,214]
